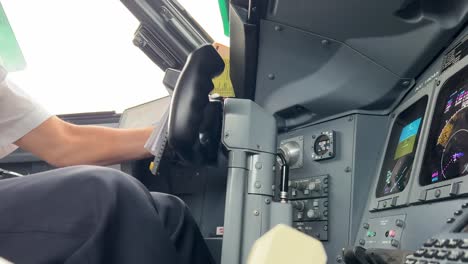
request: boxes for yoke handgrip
[168,44,225,161]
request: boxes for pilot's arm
[0,66,153,167]
[15,117,153,167]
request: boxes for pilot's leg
[0,165,213,264]
[150,192,216,264]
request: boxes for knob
[289,181,299,189]
[308,181,321,191]
[279,141,301,166]
[294,182,307,191]
[292,201,305,211]
[307,209,321,219]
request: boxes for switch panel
[358,215,406,249]
[289,175,329,241]
[289,175,329,200]
[292,198,328,221]
[293,221,328,241]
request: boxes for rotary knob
[307,209,321,219]
[308,181,321,191]
[292,201,305,211]
[289,181,299,189]
[297,182,307,191]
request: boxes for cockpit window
[177,0,229,46]
[1,0,227,115]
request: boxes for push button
[424,249,438,258]
[434,250,448,260]
[447,251,463,261]
[434,239,448,248]
[461,252,468,262]
[424,238,438,247]
[297,212,303,220]
[447,239,461,248]
[312,200,319,207]
[414,249,427,257]
[459,239,468,249]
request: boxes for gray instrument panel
[276,23,468,264]
[278,114,389,262]
[357,28,468,254]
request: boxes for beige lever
[247,224,327,264]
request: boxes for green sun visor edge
[0,2,26,71]
[218,0,229,37]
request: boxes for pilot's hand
[213,42,229,58]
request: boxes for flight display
[376,97,427,198]
[421,65,468,185]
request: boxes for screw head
[265,198,271,204]
[436,79,441,86]
[402,80,410,86]
[267,73,275,80]
[274,25,283,31]
[321,39,330,46]
[255,181,262,189]
[345,167,352,173]
[253,210,260,216]
[255,162,263,170]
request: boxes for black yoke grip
[168,44,225,161]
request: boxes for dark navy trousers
[0,166,214,264]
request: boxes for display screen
[421,65,468,186]
[376,97,427,198]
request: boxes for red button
[389,230,397,238]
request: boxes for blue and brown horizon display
[394,118,422,160]
[0,2,26,71]
[376,96,427,198]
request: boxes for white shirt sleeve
[0,66,52,159]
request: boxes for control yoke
[167,44,225,162]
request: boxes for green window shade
[218,0,229,37]
[0,2,26,71]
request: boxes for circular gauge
[311,131,335,161]
[440,129,468,179]
[314,134,331,156]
